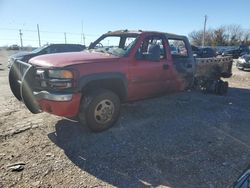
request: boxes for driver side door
[128,35,172,100]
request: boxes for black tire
[214,80,220,95]
[78,89,120,132]
[9,63,22,101]
[217,80,228,95]
[221,81,229,95]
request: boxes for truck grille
[14,60,32,83]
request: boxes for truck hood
[29,51,120,67]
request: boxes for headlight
[48,70,74,89]
[238,58,246,63]
[7,57,16,68]
[36,69,74,89]
[8,58,13,67]
[8,57,13,62]
[48,70,73,79]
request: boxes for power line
[0,27,99,36]
[0,28,19,31]
[0,38,19,41]
[0,26,101,46]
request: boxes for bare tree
[212,26,227,46]
[189,24,250,46]
[242,29,250,45]
[189,29,214,46]
[205,29,214,46]
[225,24,244,45]
[188,30,203,46]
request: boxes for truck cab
[9,30,196,132]
[88,30,195,98]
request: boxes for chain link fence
[0,27,100,48]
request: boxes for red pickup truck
[9,30,206,132]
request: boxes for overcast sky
[0,0,250,47]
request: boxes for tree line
[189,24,250,47]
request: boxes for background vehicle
[236,54,250,70]
[215,47,227,56]
[191,45,200,56]
[234,167,250,188]
[7,43,86,67]
[9,30,232,132]
[222,45,250,58]
[195,47,217,58]
[170,45,179,54]
[7,44,20,50]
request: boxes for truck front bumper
[9,60,81,117]
[37,92,81,117]
[34,91,73,101]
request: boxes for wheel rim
[94,99,114,124]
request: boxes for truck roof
[104,29,186,39]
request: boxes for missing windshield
[90,35,138,57]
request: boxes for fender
[78,72,128,100]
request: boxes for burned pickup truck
[9,30,232,132]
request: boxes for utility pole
[19,29,23,48]
[37,24,41,47]
[202,15,207,47]
[81,20,85,45]
[64,32,67,44]
[83,34,85,45]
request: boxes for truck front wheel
[79,89,120,132]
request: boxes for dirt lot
[0,49,250,188]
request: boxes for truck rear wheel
[220,81,228,95]
[215,80,228,95]
[79,89,120,132]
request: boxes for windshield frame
[32,45,49,54]
[89,33,139,57]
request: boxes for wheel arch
[78,72,128,101]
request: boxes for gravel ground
[0,49,250,188]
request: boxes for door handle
[163,64,169,70]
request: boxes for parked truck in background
[8,43,86,68]
[8,30,232,132]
